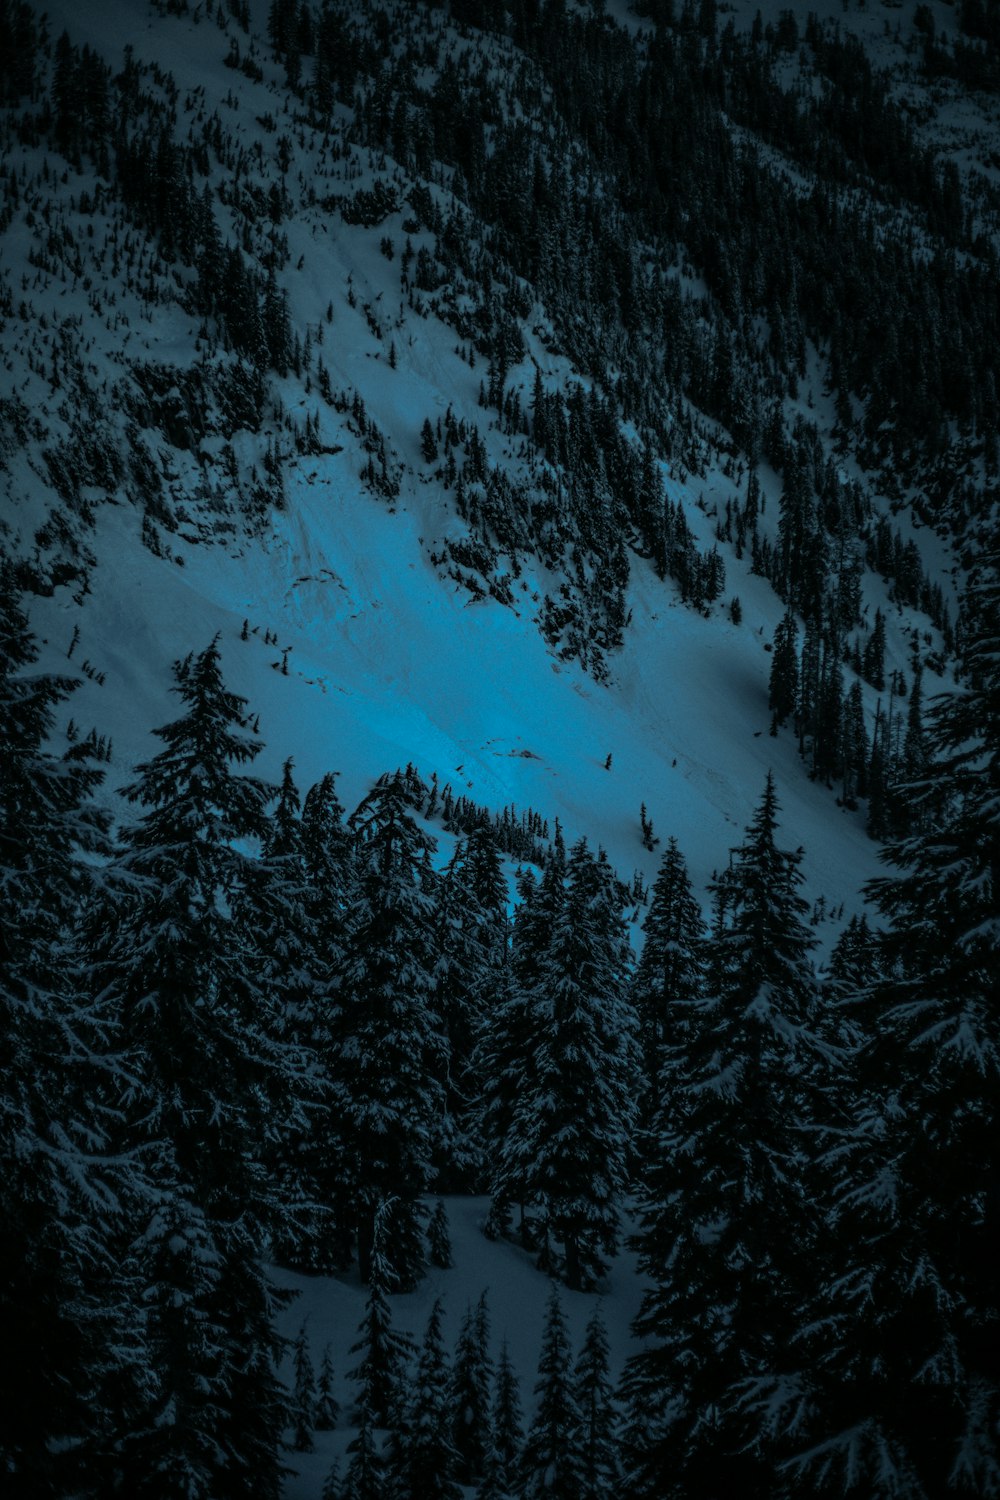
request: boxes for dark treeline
[3,533,999,1495]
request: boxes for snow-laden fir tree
[432,824,509,1189]
[451,1291,494,1487]
[769,606,799,734]
[391,1298,461,1500]
[630,835,706,1126]
[576,1305,620,1500]
[291,1320,317,1452]
[490,1336,524,1496]
[321,1457,342,1500]
[520,1286,583,1500]
[243,758,330,1271]
[336,771,445,1286]
[300,769,355,1271]
[503,839,639,1288]
[783,541,1000,1497]
[0,566,121,1493]
[475,854,563,1244]
[427,1198,454,1269]
[85,637,299,1498]
[316,1342,340,1431]
[341,1401,384,1500]
[622,774,832,1499]
[347,1206,416,1429]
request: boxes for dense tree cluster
[4,540,998,1493]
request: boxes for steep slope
[4,0,982,928]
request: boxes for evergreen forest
[1,0,999,1494]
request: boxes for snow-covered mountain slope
[6,0,977,936]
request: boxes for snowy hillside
[3,0,980,922]
[2,0,999,1496]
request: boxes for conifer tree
[475,854,562,1242]
[348,1213,415,1428]
[291,1321,317,1452]
[451,1293,494,1486]
[433,826,508,1189]
[427,1198,454,1269]
[316,1343,340,1431]
[245,757,328,1269]
[341,1402,384,1500]
[300,770,355,1270]
[491,1337,524,1494]
[576,1305,620,1500]
[623,775,830,1498]
[0,570,120,1493]
[395,1298,462,1500]
[504,840,639,1287]
[321,1458,342,1500]
[631,836,706,1124]
[335,773,445,1285]
[521,1287,583,1500]
[785,546,1000,1496]
[88,637,297,1498]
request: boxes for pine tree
[348,1220,415,1428]
[576,1305,620,1500]
[0,568,121,1493]
[321,1458,342,1500]
[87,638,296,1498]
[623,775,831,1498]
[395,1298,462,1500]
[428,1198,454,1269]
[631,837,706,1125]
[451,1292,494,1486]
[521,1287,582,1500]
[300,770,355,1271]
[291,1322,317,1452]
[341,1402,384,1500]
[863,606,887,691]
[433,827,508,1189]
[475,855,562,1243]
[505,841,639,1288]
[335,772,445,1285]
[785,546,1000,1496]
[316,1343,340,1431]
[246,758,328,1270]
[491,1337,524,1494]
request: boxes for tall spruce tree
[490,1336,524,1494]
[300,770,355,1271]
[393,1298,462,1500]
[433,825,509,1190]
[450,1292,494,1487]
[769,607,799,733]
[0,571,121,1494]
[347,1206,416,1428]
[631,836,706,1126]
[503,840,639,1288]
[784,545,1000,1496]
[576,1305,620,1500]
[245,758,329,1270]
[623,775,831,1498]
[475,853,564,1244]
[87,637,297,1498]
[521,1286,583,1500]
[335,772,445,1285]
